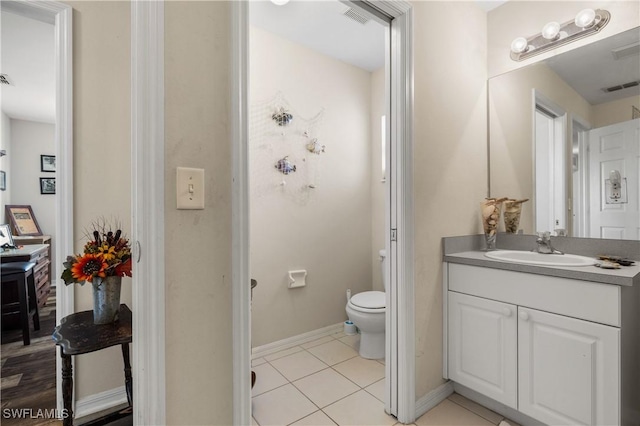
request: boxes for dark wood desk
[52,305,132,426]
[1,244,51,308]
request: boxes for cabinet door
[448,291,517,408]
[518,307,620,426]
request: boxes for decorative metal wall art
[304,131,325,155]
[272,107,293,126]
[275,156,297,175]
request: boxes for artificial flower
[61,218,133,285]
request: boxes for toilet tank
[379,249,386,291]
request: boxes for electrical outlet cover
[176,167,205,209]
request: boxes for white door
[588,119,640,239]
[535,107,567,233]
[518,307,620,426]
[448,292,517,408]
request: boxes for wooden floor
[1,288,58,426]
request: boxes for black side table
[52,304,132,426]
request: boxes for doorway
[0,0,73,420]
[232,1,415,424]
[248,2,389,424]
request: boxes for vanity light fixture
[270,0,290,5]
[510,8,610,61]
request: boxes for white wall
[593,95,640,128]
[0,112,11,223]
[250,26,375,346]
[412,1,488,399]
[9,119,56,275]
[165,2,233,423]
[64,0,132,402]
[371,67,385,293]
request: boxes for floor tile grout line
[446,395,505,425]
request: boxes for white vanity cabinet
[444,262,638,426]
[447,292,517,408]
[517,307,619,426]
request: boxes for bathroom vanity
[442,236,640,426]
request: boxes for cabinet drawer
[36,282,50,308]
[448,264,620,327]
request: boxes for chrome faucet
[534,232,564,255]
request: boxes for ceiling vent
[602,80,640,93]
[0,74,12,86]
[611,42,640,60]
[343,7,369,25]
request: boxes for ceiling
[546,28,640,105]
[1,10,55,124]
[250,0,386,72]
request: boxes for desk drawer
[36,281,50,308]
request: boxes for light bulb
[510,37,529,54]
[575,9,596,28]
[270,0,290,5]
[541,21,561,40]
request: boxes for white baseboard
[252,322,344,359]
[415,381,454,420]
[74,386,128,420]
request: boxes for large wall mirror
[489,27,640,239]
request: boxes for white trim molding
[251,323,343,360]
[231,1,251,425]
[415,381,454,419]
[74,386,128,421]
[370,1,415,423]
[131,1,166,425]
[1,0,74,416]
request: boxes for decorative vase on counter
[92,276,122,324]
[480,198,507,251]
[503,198,529,234]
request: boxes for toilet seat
[349,291,385,313]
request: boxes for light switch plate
[176,167,205,209]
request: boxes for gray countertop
[443,234,640,286]
[444,250,640,287]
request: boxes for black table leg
[17,274,30,345]
[121,343,133,406]
[61,350,73,426]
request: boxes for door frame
[231,1,415,424]
[1,0,74,415]
[131,1,166,424]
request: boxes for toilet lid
[350,291,385,309]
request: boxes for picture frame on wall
[40,155,56,172]
[40,177,56,195]
[5,205,42,236]
[0,170,5,191]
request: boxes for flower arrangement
[61,220,132,285]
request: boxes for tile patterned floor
[251,331,515,426]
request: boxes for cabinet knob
[519,311,529,321]
[502,307,512,317]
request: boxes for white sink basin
[484,250,597,267]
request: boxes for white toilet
[346,249,386,359]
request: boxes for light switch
[176,167,205,209]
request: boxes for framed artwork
[0,224,14,248]
[0,170,5,191]
[633,106,640,120]
[5,205,42,236]
[40,177,56,195]
[41,155,56,172]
